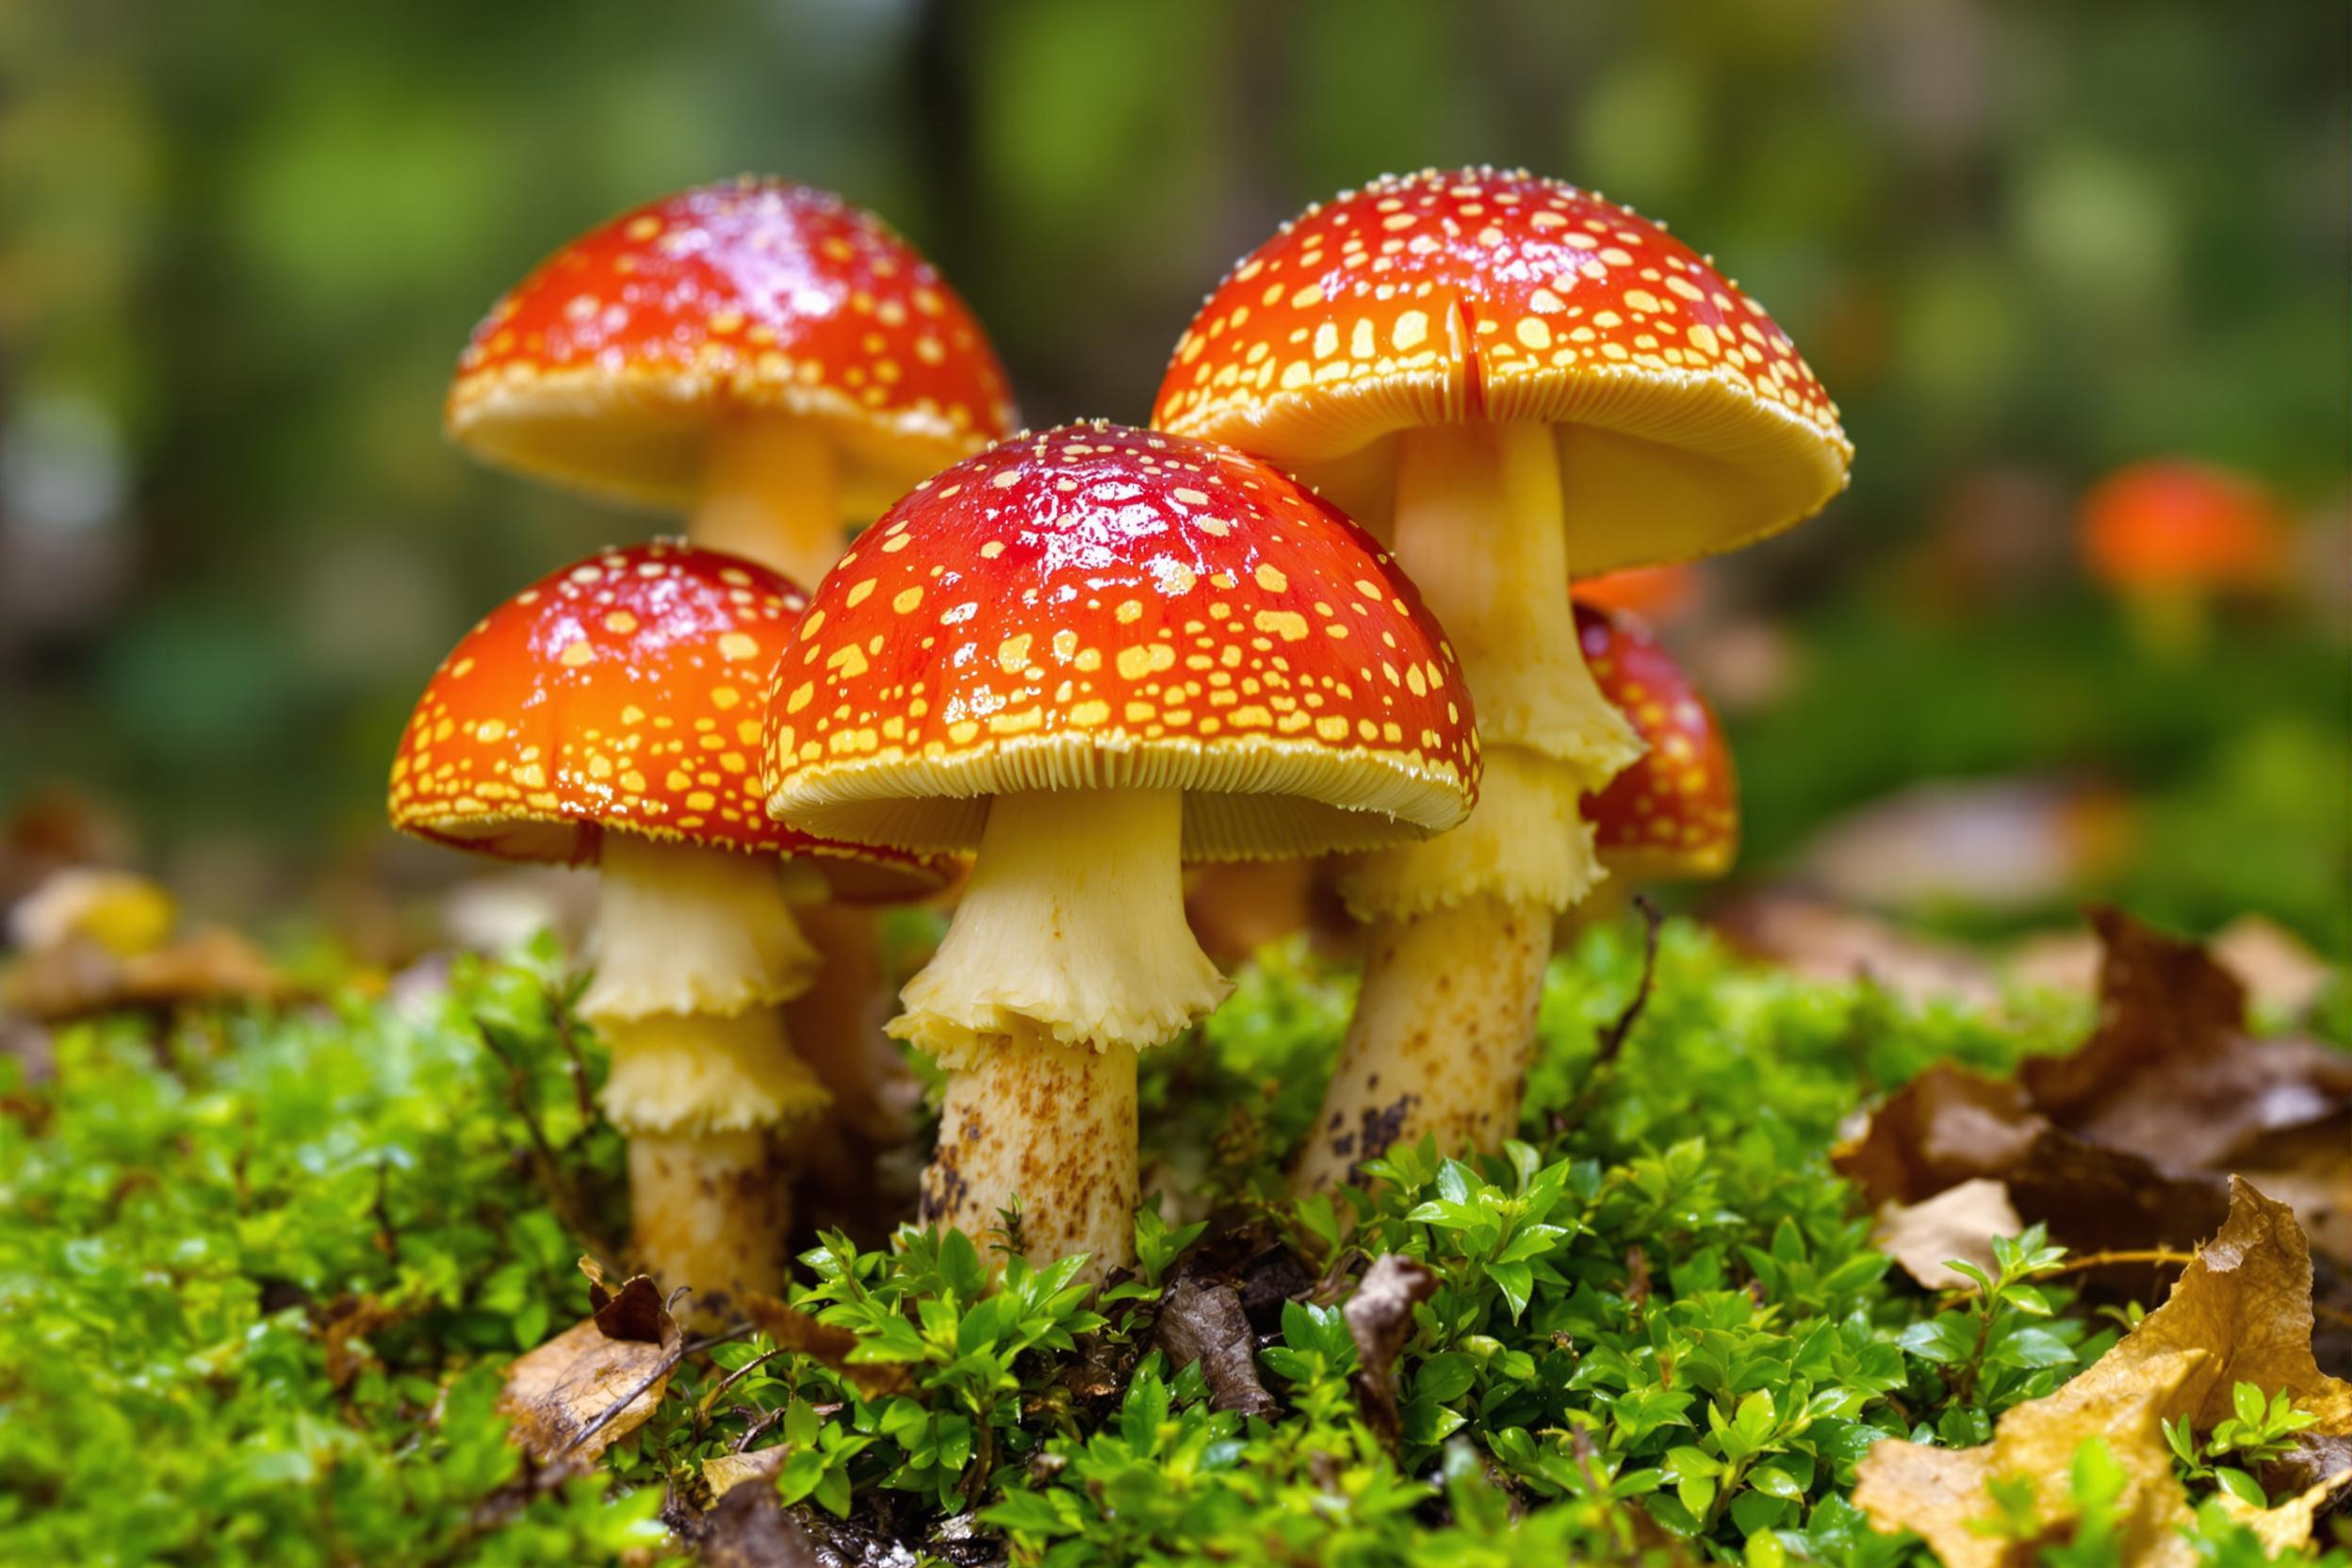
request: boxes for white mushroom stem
[894,788,1229,1279]
[691,411,844,588]
[1298,423,1643,1191]
[1388,421,1640,784]
[1292,894,1553,1195]
[580,835,830,1310]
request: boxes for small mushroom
[1153,168,1849,1185]
[1578,602,1737,892]
[389,541,945,1312]
[763,423,1477,1277]
[2078,459,2288,658]
[443,175,1021,1157]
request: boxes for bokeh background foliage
[1,0,2345,944]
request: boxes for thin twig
[557,1322,754,1459]
[732,1402,790,1454]
[474,1021,614,1259]
[2037,1247,2200,1279]
[372,1156,400,1263]
[546,985,597,1125]
[1552,896,1663,1135]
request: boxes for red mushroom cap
[446,177,1019,517]
[389,540,947,902]
[2078,459,2289,591]
[1577,603,1737,881]
[1152,167,1850,573]
[763,423,1478,859]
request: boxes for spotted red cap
[446,177,1019,517]
[390,540,946,903]
[763,423,1478,858]
[2078,460,2289,591]
[1577,603,1737,881]
[1153,167,1851,573]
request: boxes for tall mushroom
[444,174,1020,1168]
[763,424,1477,1275]
[1152,168,1850,1187]
[389,541,944,1311]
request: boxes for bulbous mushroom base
[629,1127,791,1320]
[1290,895,1552,1195]
[919,1033,1138,1282]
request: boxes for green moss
[1,922,2340,1566]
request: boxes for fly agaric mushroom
[763,423,1477,1276]
[2078,459,2288,657]
[447,176,1017,584]
[445,176,1020,1157]
[1579,602,1737,885]
[390,540,944,1311]
[1152,168,1850,1188]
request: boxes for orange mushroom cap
[1575,563,1699,623]
[1577,603,1737,882]
[763,422,1479,859]
[1152,167,1851,574]
[2078,459,2288,592]
[446,176,1019,518]
[389,540,946,902]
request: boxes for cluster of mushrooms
[387,170,1851,1308]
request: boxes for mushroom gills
[1390,421,1642,790]
[691,410,843,586]
[580,832,823,1022]
[891,787,1232,1063]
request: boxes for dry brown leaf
[2067,1180,2352,1441]
[702,1444,787,1500]
[2021,908,2352,1175]
[1837,909,2352,1266]
[1873,1179,2023,1291]
[2215,1469,2352,1555]
[741,1291,909,1398]
[1155,1276,1277,1418]
[1857,1182,2352,1563]
[498,1268,682,1465]
[1855,1348,2204,1568]
[2,926,288,1021]
[1345,1254,1437,1449]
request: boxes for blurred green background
[2,0,2345,954]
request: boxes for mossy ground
[0,919,2342,1566]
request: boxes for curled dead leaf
[498,1266,682,1465]
[1856,1182,2352,1560]
[1155,1276,1277,1418]
[1345,1253,1437,1449]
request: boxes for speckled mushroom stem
[921,1037,1138,1276]
[581,835,831,1317]
[891,787,1231,1282]
[692,412,845,589]
[1297,422,1641,1190]
[1294,896,1553,1191]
